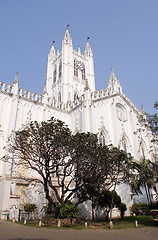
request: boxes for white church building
[0,28,154,220]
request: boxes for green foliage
[24,203,37,213]
[130,203,148,216]
[146,101,158,136]
[130,158,156,204]
[118,202,127,218]
[59,202,80,220]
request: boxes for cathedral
[0,28,153,220]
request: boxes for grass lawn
[16,215,158,230]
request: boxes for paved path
[0,220,158,240]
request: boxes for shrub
[59,202,80,224]
[24,203,37,213]
[130,203,148,216]
[118,202,127,219]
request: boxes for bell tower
[45,27,96,104]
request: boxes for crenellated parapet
[91,88,111,100]
[0,80,86,113]
[0,81,43,103]
[91,87,142,116]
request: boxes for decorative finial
[67,24,70,29]
[53,41,55,45]
[13,72,18,84]
[87,37,90,42]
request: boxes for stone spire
[107,68,122,94]
[13,72,18,84]
[12,72,19,95]
[43,83,47,94]
[49,41,56,59]
[63,26,72,45]
[84,37,93,57]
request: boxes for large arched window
[74,92,78,101]
[119,134,131,153]
[122,136,127,152]
[140,141,145,158]
[99,131,106,146]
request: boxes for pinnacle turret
[13,72,18,84]
[107,68,122,94]
[63,26,72,45]
[84,38,93,57]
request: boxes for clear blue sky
[0,0,157,114]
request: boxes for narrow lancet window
[74,60,78,77]
[53,65,57,83]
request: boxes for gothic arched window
[82,68,86,80]
[122,137,127,152]
[53,65,57,83]
[59,61,62,79]
[140,142,145,158]
[99,131,106,146]
[74,92,78,101]
[58,92,61,102]
[74,60,78,77]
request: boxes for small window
[140,142,145,157]
[99,131,106,146]
[58,92,61,102]
[59,61,62,79]
[53,65,57,83]
[74,60,78,77]
[122,137,127,152]
[74,92,78,101]
[82,68,86,80]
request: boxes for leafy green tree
[5,118,78,211]
[130,158,155,204]
[71,136,132,220]
[118,202,127,219]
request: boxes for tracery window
[122,137,127,152]
[59,61,62,79]
[74,92,78,101]
[140,142,145,158]
[82,68,86,80]
[99,131,106,146]
[58,92,61,102]
[74,60,78,77]
[53,65,57,83]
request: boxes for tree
[5,118,110,213]
[71,136,132,220]
[4,118,133,217]
[132,102,158,202]
[130,158,156,204]
[118,202,127,219]
[5,118,78,211]
[97,189,121,221]
[146,102,158,137]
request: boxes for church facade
[0,28,153,220]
